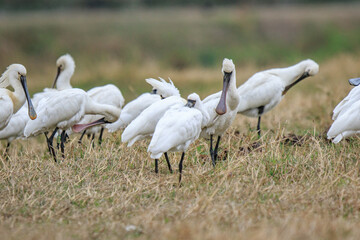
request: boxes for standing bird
[0,64,37,130]
[24,88,120,160]
[77,84,125,145]
[204,59,319,137]
[32,54,75,153]
[148,93,209,182]
[107,77,178,133]
[201,58,240,166]
[120,78,183,173]
[0,104,29,156]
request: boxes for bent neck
[10,77,26,112]
[56,66,74,90]
[227,70,240,111]
[270,61,307,86]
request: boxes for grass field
[1,4,360,240]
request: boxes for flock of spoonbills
[1,54,358,182]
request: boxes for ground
[1,5,360,240]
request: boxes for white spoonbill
[120,78,183,173]
[327,77,360,143]
[107,77,178,133]
[0,104,28,156]
[204,59,319,137]
[0,64,37,130]
[24,88,120,161]
[148,93,209,182]
[77,84,125,145]
[327,99,360,143]
[201,58,240,166]
[332,78,360,121]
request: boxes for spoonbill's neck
[269,61,308,86]
[56,66,74,90]
[227,70,240,111]
[196,100,210,127]
[10,76,26,112]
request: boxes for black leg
[257,106,265,138]
[209,135,216,167]
[155,159,159,173]
[98,127,104,145]
[178,152,185,183]
[213,136,221,163]
[48,127,59,162]
[60,130,66,159]
[164,152,173,173]
[257,116,261,138]
[91,133,95,148]
[5,142,10,160]
[78,130,87,144]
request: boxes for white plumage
[0,64,36,130]
[148,93,206,158]
[204,59,319,136]
[148,93,207,182]
[0,104,28,144]
[76,84,125,140]
[332,84,360,121]
[328,99,360,143]
[201,58,240,166]
[107,77,179,132]
[24,88,120,138]
[121,95,185,147]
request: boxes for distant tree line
[0,0,356,10]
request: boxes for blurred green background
[0,1,359,100]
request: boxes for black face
[185,99,196,108]
[151,89,157,94]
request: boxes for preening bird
[107,77,178,133]
[120,78,184,173]
[24,88,120,160]
[77,84,125,145]
[148,93,209,182]
[201,58,240,166]
[0,64,37,131]
[204,59,319,137]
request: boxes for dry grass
[2,5,360,240]
[1,54,360,240]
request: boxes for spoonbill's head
[146,77,180,99]
[52,54,75,88]
[0,64,27,88]
[0,64,37,120]
[216,58,235,115]
[186,93,201,108]
[302,59,319,77]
